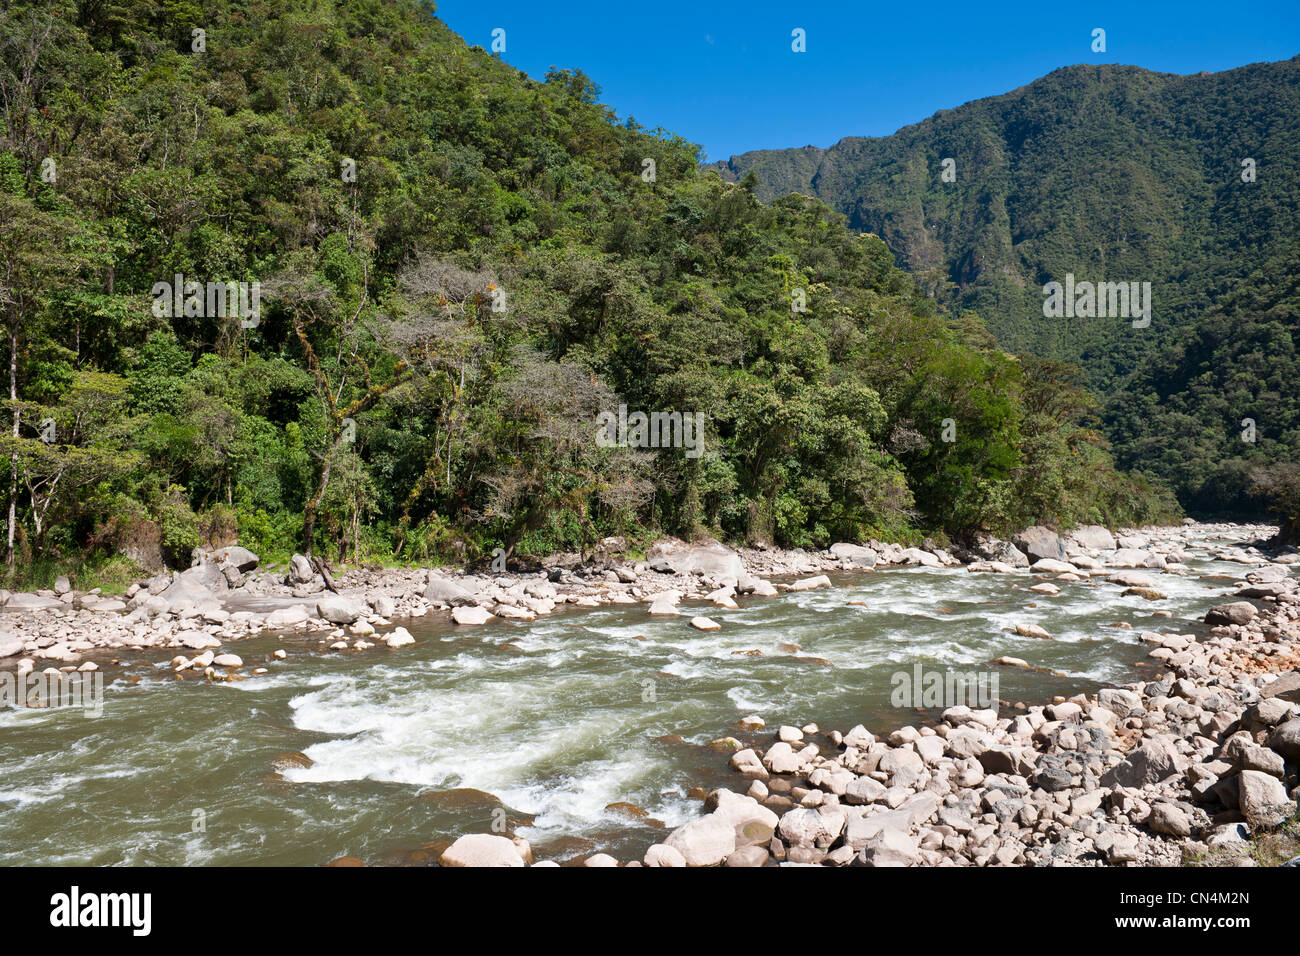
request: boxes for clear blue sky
[433,0,1299,161]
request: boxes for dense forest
[0,0,1180,589]
[1105,240,1300,524]
[715,56,1300,524]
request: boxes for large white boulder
[646,537,744,579]
[1068,525,1117,551]
[439,834,526,867]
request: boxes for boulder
[266,604,310,628]
[1097,688,1143,718]
[762,741,804,774]
[966,533,1029,566]
[385,627,416,649]
[705,789,778,846]
[1110,548,1159,568]
[288,553,315,584]
[176,630,221,650]
[844,775,888,805]
[1262,671,1300,704]
[646,537,744,579]
[1069,525,1117,551]
[1238,770,1292,828]
[1100,736,1187,788]
[0,633,23,658]
[1012,526,1066,562]
[1235,742,1285,777]
[211,546,260,572]
[1148,803,1192,837]
[1269,718,1300,761]
[1030,558,1074,574]
[424,575,477,606]
[663,814,736,866]
[4,593,63,610]
[439,834,526,868]
[859,827,919,867]
[451,606,493,626]
[988,541,1030,567]
[317,596,364,625]
[158,577,224,609]
[1245,565,1291,584]
[898,548,942,568]
[643,844,687,867]
[1012,622,1052,639]
[724,845,769,867]
[1252,697,1295,725]
[1204,602,1258,626]
[176,557,230,593]
[1107,570,1157,589]
[829,543,878,567]
[786,575,832,591]
[777,807,843,848]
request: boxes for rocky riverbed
[3,521,1299,866]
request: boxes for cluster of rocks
[0,520,1288,679]
[0,531,962,671]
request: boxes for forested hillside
[713,58,1300,395]
[1105,240,1300,521]
[0,0,1178,588]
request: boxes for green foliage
[1104,242,1300,519]
[0,0,1178,582]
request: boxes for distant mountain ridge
[711,57,1300,395]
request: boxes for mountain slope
[1104,240,1300,517]
[713,58,1300,394]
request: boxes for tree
[0,370,138,550]
[475,351,652,560]
[0,188,89,567]
[267,261,407,558]
[379,254,505,531]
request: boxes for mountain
[712,58,1300,396]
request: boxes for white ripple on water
[277,657,699,834]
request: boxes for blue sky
[434,1,1299,161]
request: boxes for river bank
[0,521,1269,669]
[2,521,1298,866]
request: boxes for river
[0,527,1263,864]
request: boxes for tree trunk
[6,318,18,568]
[303,436,342,559]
